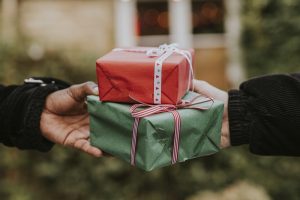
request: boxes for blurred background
[0,0,299,199]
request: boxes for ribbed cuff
[228,89,250,146]
[19,85,58,152]
[17,78,70,152]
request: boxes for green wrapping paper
[88,92,224,171]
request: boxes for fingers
[63,128,103,157]
[69,81,99,102]
[63,128,89,146]
[74,139,103,157]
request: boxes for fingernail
[93,86,99,95]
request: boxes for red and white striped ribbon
[129,95,214,166]
[130,117,140,166]
[170,110,181,164]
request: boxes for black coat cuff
[17,85,58,151]
[0,78,70,152]
[228,89,250,146]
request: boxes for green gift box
[87,92,223,171]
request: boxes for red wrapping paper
[96,47,194,105]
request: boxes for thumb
[69,81,99,102]
[193,79,227,101]
[193,80,215,95]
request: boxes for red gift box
[96,45,194,105]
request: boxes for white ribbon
[146,43,194,104]
[113,43,194,104]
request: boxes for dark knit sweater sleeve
[0,78,70,152]
[228,73,300,156]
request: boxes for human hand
[193,80,230,149]
[40,82,103,157]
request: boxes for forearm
[0,78,69,151]
[228,73,300,156]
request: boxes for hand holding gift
[41,82,103,157]
[88,44,224,171]
[193,80,230,149]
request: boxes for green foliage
[1,145,299,200]
[239,1,300,198]
[242,0,300,76]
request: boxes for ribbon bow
[129,95,214,166]
[146,43,178,57]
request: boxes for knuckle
[85,81,96,88]
[82,82,95,92]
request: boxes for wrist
[220,93,230,149]
[220,119,230,148]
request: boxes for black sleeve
[0,77,70,152]
[228,73,300,156]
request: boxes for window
[137,0,224,36]
[137,0,169,36]
[192,0,224,34]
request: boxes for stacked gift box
[87,44,224,171]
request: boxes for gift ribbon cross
[129,95,214,166]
